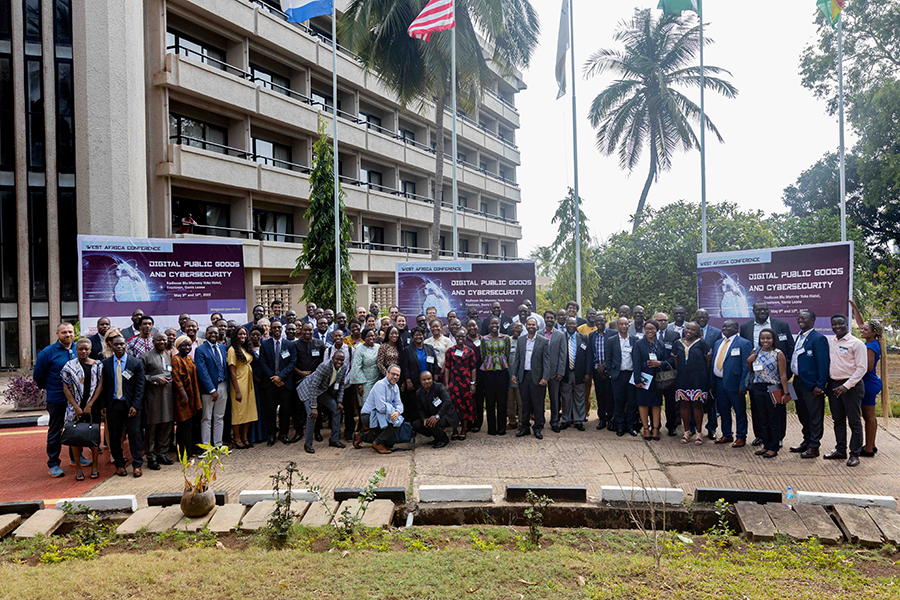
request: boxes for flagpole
[699,0,707,254]
[451,1,459,260]
[568,0,582,312]
[837,15,846,242]
[332,3,341,311]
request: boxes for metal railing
[485,88,518,112]
[166,44,252,80]
[447,109,519,150]
[255,155,312,173]
[253,77,315,106]
[442,154,519,187]
[251,0,360,61]
[169,134,253,159]
[175,223,307,243]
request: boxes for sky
[514,1,851,255]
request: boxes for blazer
[562,331,590,381]
[701,325,723,350]
[658,328,681,349]
[101,354,145,411]
[89,333,105,361]
[479,314,513,336]
[710,336,753,392]
[545,329,567,379]
[415,382,459,426]
[585,328,617,374]
[632,336,672,390]
[740,318,796,373]
[296,359,349,408]
[793,329,830,391]
[257,336,298,389]
[194,341,230,396]
[403,343,440,388]
[512,333,551,386]
[605,333,639,380]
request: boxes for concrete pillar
[73,0,149,237]
[145,0,170,238]
[41,0,60,330]
[290,68,306,97]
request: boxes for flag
[280,0,333,23]
[658,0,698,15]
[816,0,845,27]
[408,0,455,41]
[555,0,569,100]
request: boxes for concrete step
[0,514,22,538]
[339,499,395,528]
[174,507,217,532]
[734,502,776,542]
[867,507,900,545]
[764,503,811,541]
[14,509,66,539]
[207,504,248,534]
[116,506,164,536]
[146,505,185,534]
[832,504,883,547]
[239,500,277,531]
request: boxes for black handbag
[61,413,101,448]
[656,368,677,390]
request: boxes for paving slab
[174,507,217,532]
[14,508,65,538]
[832,504,883,547]
[0,514,22,538]
[116,506,164,536]
[56,495,138,513]
[340,499,395,527]
[866,507,900,545]
[239,500,277,531]
[146,505,185,534]
[764,503,811,541]
[419,485,493,503]
[207,504,248,534]
[793,503,843,545]
[734,502,776,542]
[300,499,338,527]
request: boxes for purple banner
[697,242,853,335]
[78,235,246,334]
[395,261,536,320]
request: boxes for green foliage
[156,527,217,549]
[528,245,556,279]
[180,443,229,495]
[707,498,735,539]
[292,119,356,312]
[523,491,553,548]
[545,188,601,310]
[265,461,310,548]
[584,9,737,230]
[332,467,386,540]
[468,531,501,551]
[39,543,100,563]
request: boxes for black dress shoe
[470,427,481,433]
[147,459,160,471]
[754,449,766,456]
[860,449,876,457]
[575,423,585,431]
[823,450,847,460]
[616,429,625,437]
[628,429,639,437]
[432,441,448,449]
[515,429,529,437]
[751,438,763,447]
[534,431,543,440]
[314,432,324,442]
[559,422,569,430]
[706,431,717,440]
[157,455,174,466]
[597,420,607,430]
[329,440,347,449]
[607,423,616,432]
[280,436,291,445]
[551,425,561,433]
[267,436,276,447]
[288,434,303,444]
[667,428,678,437]
[800,448,819,458]
[789,443,809,453]
[847,455,860,467]
[497,430,506,436]
[304,445,315,454]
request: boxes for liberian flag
[281,0,333,24]
[816,0,845,26]
[408,0,455,42]
[657,0,698,15]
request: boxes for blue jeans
[714,378,747,439]
[46,402,67,468]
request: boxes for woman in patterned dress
[349,328,382,407]
[671,322,710,445]
[444,333,477,441]
[376,326,403,378]
[60,338,104,480]
[480,317,511,436]
[171,335,203,458]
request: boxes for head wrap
[175,335,191,350]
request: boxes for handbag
[388,421,414,445]
[61,413,101,448]
[656,367,677,390]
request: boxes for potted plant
[2,368,46,411]
[179,443,229,518]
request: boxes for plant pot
[180,488,215,518]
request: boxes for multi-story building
[0,0,525,367]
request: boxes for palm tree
[528,245,556,278]
[584,9,737,232]
[339,0,540,259]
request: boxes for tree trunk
[430,93,447,261]
[632,123,658,233]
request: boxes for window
[311,89,333,112]
[0,189,16,301]
[360,111,382,131]
[0,0,10,41]
[166,30,226,71]
[26,59,44,169]
[169,113,228,154]
[360,167,382,189]
[482,242,490,259]
[459,239,469,257]
[172,197,230,237]
[401,230,417,252]
[457,196,467,208]
[363,225,384,250]
[0,57,12,168]
[58,191,77,300]
[457,151,467,163]
[250,63,290,96]
[253,208,294,243]
[28,190,47,300]
[400,128,416,142]
[440,235,445,251]
[480,201,488,214]
[499,168,507,180]
[55,60,74,172]
[501,244,508,259]
[253,137,292,169]
[480,161,488,171]
[401,180,416,198]
[499,205,507,220]
[54,0,72,46]
[1,319,17,368]
[23,0,40,42]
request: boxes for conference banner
[395,260,536,320]
[78,235,247,333]
[696,242,853,334]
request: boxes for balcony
[482,89,520,128]
[155,49,257,113]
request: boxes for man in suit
[464,307,482,334]
[411,371,459,448]
[243,304,266,331]
[606,317,639,436]
[655,313,682,436]
[710,319,752,447]
[667,306,688,338]
[141,333,174,470]
[559,317,590,430]
[740,301,796,446]
[512,303,545,331]
[88,317,110,360]
[788,309,830,458]
[586,315,616,430]
[511,317,551,439]
[694,309,722,439]
[302,302,318,324]
[540,311,567,432]
[101,335,146,477]
[195,325,229,447]
[257,320,298,446]
[297,352,349,453]
[627,305,646,337]
[480,301,513,336]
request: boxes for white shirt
[619,335,633,371]
[792,329,811,375]
[713,335,736,378]
[524,335,536,369]
[752,319,771,347]
[513,312,545,331]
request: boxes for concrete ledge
[239,489,319,506]
[0,501,44,516]
[0,416,41,429]
[419,485,493,503]
[147,491,228,507]
[600,486,684,505]
[37,414,50,427]
[796,491,897,510]
[333,487,406,503]
[695,488,782,505]
[506,485,587,503]
[55,495,138,513]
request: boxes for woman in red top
[444,325,476,441]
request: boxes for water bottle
[786,486,795,506]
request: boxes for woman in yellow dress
[227,326,258,449]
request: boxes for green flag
[816,0,845,28]
[658,0,698,15]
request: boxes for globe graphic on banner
[697,269,751,318]
[82,255,154,303]
[397,275,458,317]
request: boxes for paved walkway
[2,413,899,507]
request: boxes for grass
[0,526,898,599]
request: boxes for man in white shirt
[824,314,868,467]
[512,303,545,331]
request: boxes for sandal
[642,427,651,440]
[458,434,467,441]
[652,427,661,441]
[681,432,692,444]
[694,436,704,446]
[75,473,85,481]
[90,470,99,479]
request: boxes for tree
[292,120,356,311]
[584,9,737,231]
[340,0,540,259]
[545,188,600,310]
[528,245,556,278]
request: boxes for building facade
[0,0,525,367]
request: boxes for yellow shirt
[577,323,597,336]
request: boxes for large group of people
[32,295,883,478]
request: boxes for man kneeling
[354,364,403,454]
[412,371,458,448]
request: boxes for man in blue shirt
[33,322,77,478]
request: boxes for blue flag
[281,0,333,23]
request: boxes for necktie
[568,335,576,370]
[715,339,729,373]
[116,359,123,399]
[275,340,281,371]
